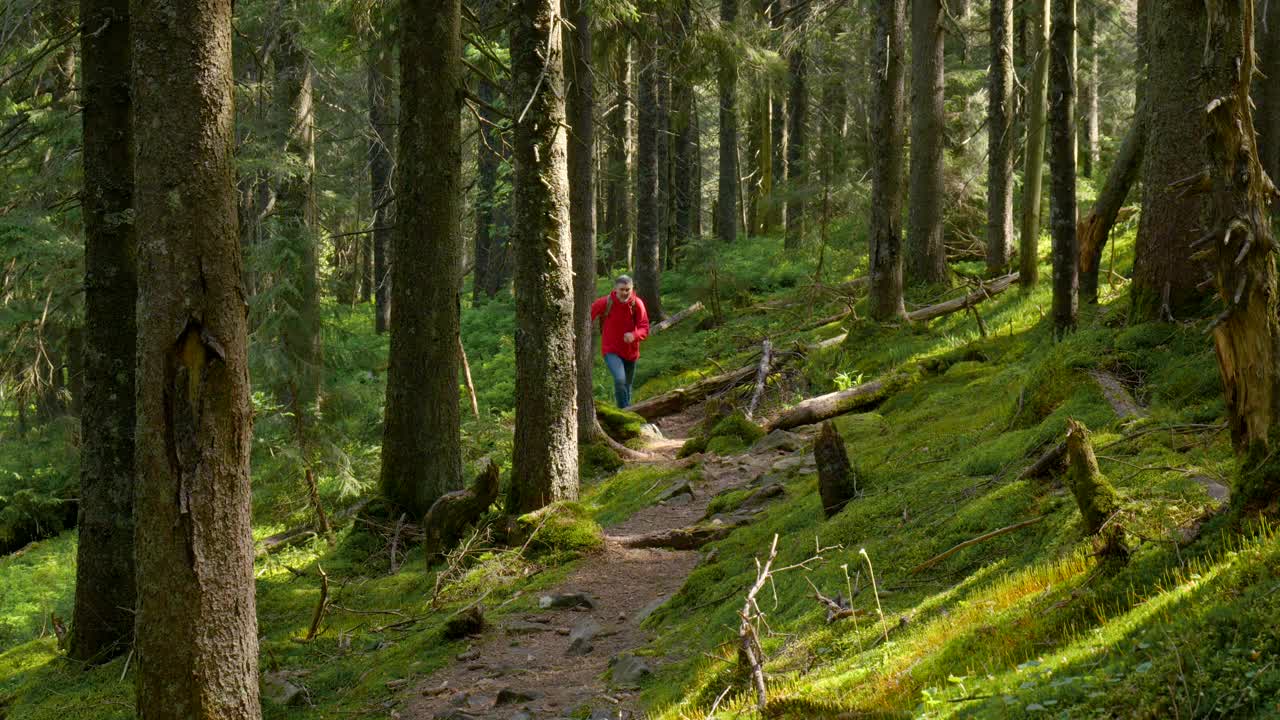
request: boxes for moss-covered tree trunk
[1019,0,1050,288]
[1048,0,1077,335]
[72,0,135,665]
[717,0,739,244]
[868,0,908,321]
[906,0,948,286]
[1131,0,1207,321]
[510,0,579,513]
[986,0,1015,274]
[1199,0,1280,511]
[380,0,464,518]
[566,0,598,444]
[783,0,808,250]
[131,0,260,714]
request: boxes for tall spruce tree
[868,0,908,321]
[1048,0,1077,334]
[906,0,948,285]
[986,0,1015,274]
[717,0,739,244]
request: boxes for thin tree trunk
[1079,109,1145,303]
[131,0,260,713]
[783,0,808,250]
[717,0,739,244]
[1258,0,1280,187]
[869,0,908,321]
[672,0,696,252]
[768,0,785,234]
[1131,0,1206,320]
[510,0,579,513]
[474,74,502,303]
[987,0,1015,274]
[907,0,948,285]
[656,38,672,269]
[1048,0,1077,335]
[607,37,632,270]
[273,18,322,414]
[1079,3,1099,179]
[72,0,135,665]
[635,37,664,320]
[381,0,464,518]
[1019,0,1050,288]
[1199,0,1280,511]
[370,37,393,332]
[565,0,598,444]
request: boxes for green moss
[704,435,747,456]
[584,465,691,526]
[579,442,623,480]
[677,435,708,458]
[515,502,604,563]
[595,401,647,442]
[708,412,765,446]
[704,487,754,517]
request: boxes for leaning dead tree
[766,372,908,432]
[1193,0,1280,511]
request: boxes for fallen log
[744,340,772,419]
[256,497,372,558]
[1089,370,1146,420]
[613,519,748,550]
[626,363,763,420]
[907,272,1019,323]
[651,301,703,333]
[766,372,908,432]
[1017,440,1067,481]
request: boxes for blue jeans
[604,353,636,408]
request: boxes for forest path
[404,406,803,719]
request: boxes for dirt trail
[404,410,806,720]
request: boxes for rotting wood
[738,534,778,712]
[1017,440,1067,481]
[389,513,406,575]
[907,272,1019,323]
[908,516,1046,574]
[626,363,765,420]
[256,497,372,558]
[613,518,749,550]
[1089,370,1146,419]
[423,458,501,565]
[745,340,773,419]
[805,577,864,623]
[651,301,703,333]
[766,373,906,432]
[815,421,858,516]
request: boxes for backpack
[602,294,639,327]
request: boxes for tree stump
[815,422,858,517]
[1065,419,1127,559]
[423,458,501,565]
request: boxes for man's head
[614,275,634,301]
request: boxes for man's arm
[632,298,651,341]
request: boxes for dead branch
[906,273,1019,323]
[651,301,704,333]
[908,516,1047,575]
[765,372,906,432]
[738,534,779,712]
[804,577,863,623]
[388,513,407,575]
[745,340,773,420]
[1017,440,1067,481]
[304,564,330,641]
[459,336,480,419]
[256,497,372,558]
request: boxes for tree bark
[783,0,808,249]
[1254,0,1280,186]
[635,36,664,319]
[1079,110,1145,304]
[1048,0,1077,335]
[473,73,503,302]
[565,0,597,445]
[1078,3,1099,179]
[717,0,739,244]
[768,0,785,234]
[987,0,1015,274]
[510,0,579,513]
[380,0,464,518]
[906,0,948,285]
[72,0,135,665]
[606,36,632,270]
[1199,0,1280,511]
[1131,0,1207,320]
[273,16,322,414]
[672,0,696,255]
[868,0,908,321]
[131,0,260,714]
[1019,0,1050,288]
[369,41,394,332]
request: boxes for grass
[3,224,1278,719]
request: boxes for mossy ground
[4,228,1278,718]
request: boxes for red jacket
[590,291,650,361]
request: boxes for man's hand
[623,332,635,343]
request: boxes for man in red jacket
[590,275,651,408]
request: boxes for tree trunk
[369,42,393,331]
[783,0,808,250]
[717,0,739,244]
[380,0,464,518]
[672,0,696,253]
[273,18,322,414]
[635,36,664,320]
[768,0,785,234]
[131,0,260,714]
[1078,3,1099,179]
[72,0,135,665]
[565,0,597,445]
[1079,110,1146,304]
[510,0,579,513]
[987,0,1015,274]
[1254,0,1280,186]
[906,0,948,285]
[656,40,672,270]
[1199,0,1280,511]
[868,0,908,321]
[1019,0,1050,288]
[1048,0,1077,335]
[1131,0,1206,321]
[606,37,632,271]
[473,73,502,303]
